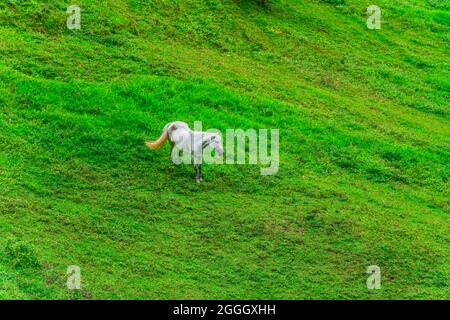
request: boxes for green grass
[0,0,448,299]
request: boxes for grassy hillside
[0,0,448,299]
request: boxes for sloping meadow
[0,0,448,299]
[1,67,448,298]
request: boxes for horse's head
[209,134,224,156]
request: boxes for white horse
[145,121,223,183]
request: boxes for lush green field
[0,0,448,299]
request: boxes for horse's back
[166,121,189,132]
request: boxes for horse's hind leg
[169,142,174,159]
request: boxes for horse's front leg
[198,164,203,182]
[194,164,200,183]
[194,164,203,183]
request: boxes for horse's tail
[145,128,168,150]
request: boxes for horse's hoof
[196,178,203,183]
